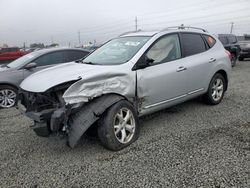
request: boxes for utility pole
[51,36,54,44]
[230,22,234,34]
[78,31,81,45]
[135,16,138,32]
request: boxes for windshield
[83,36,150,65]
[7,51,41,68]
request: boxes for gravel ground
[0,60,250,188]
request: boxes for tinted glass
[218,36,228,45]
[181,33,206,57]
[146,34,181,64]
[34,51,65,66]
[83,36,150,65]
[65,50,89,62]
[228,36,237,44]
[203,35,216,48]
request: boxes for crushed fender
[68,94,124,148]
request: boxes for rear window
[228,35,237,44]
[180,33,206,57]
[203,35,216,48]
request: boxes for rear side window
[180,33,206,57]
[65,50,89,62]
[34,51,65,66]
[203,35,216,48]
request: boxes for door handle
[176,66,187,72]
[209,58,216,63]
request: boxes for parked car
[0,48,89,108]
[218,34,241,67]
[238,42,250,61]
[0,47,29,64]
[18,26,231,151]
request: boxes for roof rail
[161,25,208,33]
[119,29,142,36]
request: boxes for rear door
[65,50,89,62]
[179,32,215,95]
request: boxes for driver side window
[146,34,181,64]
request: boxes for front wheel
[98,100,140,151]
[0,85,17,108]
[203,73,226,105]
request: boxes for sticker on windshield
[125,41,140,46]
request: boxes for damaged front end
[18,81,126,148]
[18,81,78,138]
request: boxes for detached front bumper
[18,91,70,137]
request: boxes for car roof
[34,47,90,55]
[120,27,208,37]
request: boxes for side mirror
[134,56,155,70]
[145,56,155,64]
[24,62,37,70]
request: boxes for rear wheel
[0,85,17,108]
[98,100,139,151]
[238,56,244,61]
[203,73,226,105]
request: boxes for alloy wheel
[113,108,136,144]
[0,89,17,108]
[211,78,224,102]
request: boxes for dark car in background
[218,34,241,67]
[239,42,250,61]
[0,48,89,108]
[0,47,29,64]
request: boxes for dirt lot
[0,61,250,187]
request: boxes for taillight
[225,50,231,59]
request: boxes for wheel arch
[68,93,129,148]
[215,70,228,91]
[0,82,19,90]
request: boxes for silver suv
[18,26,231,151]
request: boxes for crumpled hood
[20,62,105,92]
[20,62,133,94]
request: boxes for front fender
[68,94,124,148]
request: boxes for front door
[136,34,188,115]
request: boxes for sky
[0,0,250,47]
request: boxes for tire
[231,53,237,67]
[0,85,18,108]
[203,73,226,105]
[98,100,140,151]
[238,56,244,61]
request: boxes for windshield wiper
[82,61,96,65]
[75,59,95,65]
[0,64,9,68]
